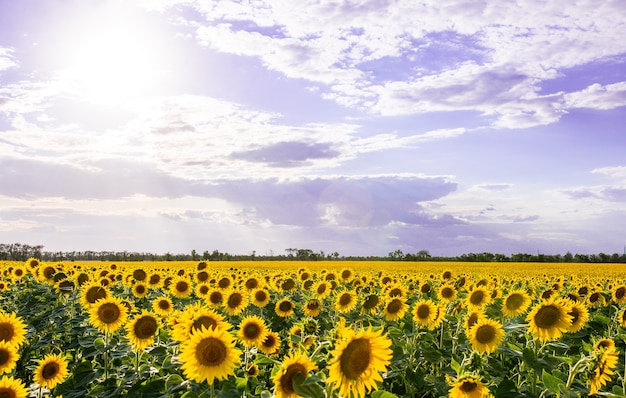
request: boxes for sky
[1,0,625,257]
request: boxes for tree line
[1,242,625,263]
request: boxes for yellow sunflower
[251,288,270,307]
[244,277,261,291]
[438,284,457,303]
[304,299,322,317]
[466,287,491,309]
[334,290,357,313]
[80,281,109,308]
[0,312,27,348]
[619,308,626,328]
[169,276,193,299]
[382,298,408,322]
[0,341,18,374]
[171,306,231,342]
[178,326,242,384]
[273,351,317,398]
[328,326,393,398]
[0,375,28,398]
[526,299,572,342]
[464,310,486,332]
[217,275,233,290]
[152,297,174,317]
[125,311,159,351]
[33,353,69,389]
[223,290,249,316]
[131,282,149,299]
[237,315,268,348]
[259,331,282,355]
[89,296,129,334]
[565,300,589,333]
[275,298,296,318]
[501,290,532,318]
[195,283,211,299]
[412,299,438,329]
[448,375,489,398]
[588,347,619,395]
[361,294,381,315]
[613,285,626,304]
[467,318,505,354]
[206,288,224,308]
[313,281,331,299]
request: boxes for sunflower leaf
[292,372,324,398]
[371,391,399,398]
[541,369,565,394]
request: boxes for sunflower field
[0,259,625,398]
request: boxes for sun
[52,5,170,104]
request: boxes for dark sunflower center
[218,278,230,289]
[534,305,560,329]
[0,386,16,398]
[254,291,267,302]
[176,281,189,293]
[388,288,402,297]
[209,292,223,304]
[197,271,209,282]
[133,269,147,281]
[307,300,320,310]
[441,287,454,298]
[421,284,430,293]
[86,287,107,304]
[443,271,452,279]
[246,279,259,289]
[460,380,478,392]
[281,279,296,290]
[616,287,625,299]
[195,337,226,367]
[149,275,161,284]
[279,301,293,312]
[363,295,379,309]
[199,285,209,295]
[342,270,351,279]
[43,267,56,279]
[158,300,170,310]
[475,325,496,344]
[506,293,524,310]
[568,308,580,324]
[135,316,158,339]
[244,323,260,339]
[339,338,371,380]
[0,323,15,342]
[339,293,352,306]
[467,314,479,329]
[280,363,307,394]
[193,316,218,332]
[263,334,276,348]
[417,304,431,319]
[470,291,484,305]
[42,362,60,379]
[135,285,146,294]
[317,285,327,294]
[589,293,600,302]
[0,348,9,365]
[98,303,121,324]
[227,293,243,308]
[387,299,402,314]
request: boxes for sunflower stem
[104,332,109,380]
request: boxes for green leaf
[371,391,399,398]
[542,369,565,394]
[292,372,324,398]
[94,337,106,353]
[495,379,519,398]
[450,358,461,373]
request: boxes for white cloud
[0,47,17,72]
[564,82,626,110]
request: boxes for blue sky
[1,0,625,257]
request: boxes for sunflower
[526,299,572,342]
[384,283,406,299]
[172,306,231,342]
[501,290,532,317]
[245,363,260,377]
[152,297,174,317]
[89,296,129,334]
[313,281,331,299]
[304,299,322,317]
[80,281,109,308]
[217,276,233,290]
[132,268,148,282]
[259,331,282,355]
[125,311,159,351]
[382,298,408,322]
[33,353,69,389]
[237,315,268,348]
[464,310,486,332]
[169,276,193,299]
[412,299,438,329]
[0,375,28,398]
[195,270,210,284]
[10,266,27,282]
[0,341,18,374]
[251,288,270,307]
[619,308,626,328]
[334,290,357,313]
[328,326,393,398]
[131,282,149,299]
[206,288,224,308]
[467,318,505,354]
[466,287,491,309]
[593,338,616,352]
[565,300,589,333]
[0,312,27,348]
[273,351,317,398]
[613,285,626,304]
[223,290,248,316]
[588,347,619,395]
[195,283,211,299]
[275,298,296,318]
[178,326,242,384]
[448,375,489,398]
[438,284,457,303]
[244,277,261,291]
[361,294,381,315]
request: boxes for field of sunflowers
[0,259,625,397]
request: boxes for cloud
[564,82,626,110]
[0,47,17,72]
[232,141,340,167]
